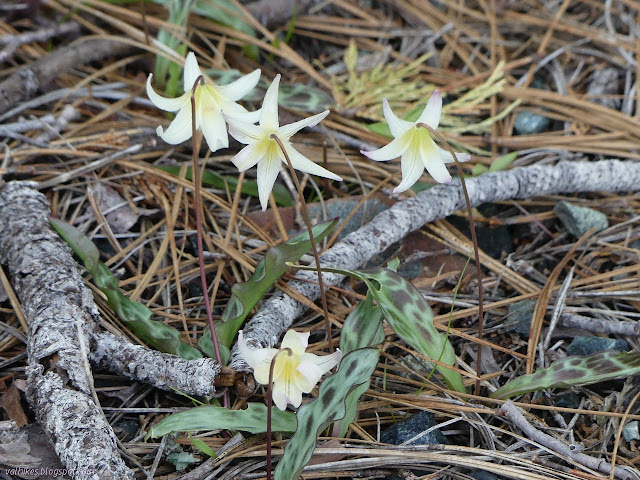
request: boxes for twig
[558,313,640,336]
[229,159,640,373]
[0,22,80,63]
[0,38,133,114]
[500,401,640,480]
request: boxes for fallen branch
[500,401,640,480]
[0,182,223,478]
[229,159,640,370]
[0,21,80,63]
[0,38,133,114]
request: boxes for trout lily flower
[361,92,470,192]
[224,74,342,210]
[146,51,261,151]
[238,329,342,411]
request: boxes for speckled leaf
[147,403,296,438]
[155,165,293,207]
[335,292,383,436]
[204,218,339,353]
[294,262,464,392]
[340,291,384,355]
[492,350,640,399]
[275,348,380,480]
[51,218,202,360]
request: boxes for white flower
[361,92,470,192]
[146,51,261,151]
[238,329,342,411]
[224,74,342,210]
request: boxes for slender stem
[266,348,291,480]
[417,123,485,395]
[270,134,334,353]
[190,77,225,396]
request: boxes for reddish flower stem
[266,348,291,480]
[417,123,484,395]
[270,134,334,353]
[190,77,226,405]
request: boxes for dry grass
[2,0,640,478]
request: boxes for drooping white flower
[146,51,261,151]
[224,74,342,210]
[238,329,342,411]
[361,92,470,192]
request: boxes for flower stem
[266,348,291,480]
[190,77,225,402]
[417,123,485,395]
[270,134,334,353]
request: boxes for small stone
[381,411,448,445]
[554,392,581,409]
[397,260,422,280]
[622,421,640,442]
[514,111,550,135]
[566,336,629,356]
[553,201,609,238]
[504,300,536,336]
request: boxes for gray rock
[553,201,609,237]
[504,300,536,336]
[622,421,639,442]
[380,411,447,445]
[566,336,629,356]
[514,111,550,135]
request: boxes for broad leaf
[275,348,380,480]
[147,402,297,438]
[293,262,465,392]
[51,218,202,359]
[155,165,293,207]
[492,350,640,399]
[200,218,339,356]
[340,291,384,355]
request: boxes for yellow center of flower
[273,349,299,383]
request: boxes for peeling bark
[229,160,640,370]
[0,182,222,478]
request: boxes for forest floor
[1,0,640,479]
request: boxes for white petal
[281,329,309,356]
[157,104,193,145]
[272,379,302,410]
[257,153,282,211]
[440,149,471,164]
[216,69,261,102]
[287,145,342,181]
[231,142,267,171]
[225,115,264,144]
[276,110,330,140]
[146,74,190,112]
[183,52,203,92]
[360,134,411,162]
[199,102,228,152]
[260,74,281,132]
[237,331,277,378]
[422,140,452,184]
[393,146,426,193]
[382,98,414,138]
[296,350,342,392]
[416,90,442,130]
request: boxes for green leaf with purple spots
[491,350,640,399]
[274,348,380,480]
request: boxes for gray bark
[0,182,222,478]
[230,159,640,370]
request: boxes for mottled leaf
[492,350,640,399]
[202,218,339,354]
[275,348,380,480]
[340,291,384,355]
[293,262,465,392]
[155,165,293,207]
[51,218,202,360]
[147,403,297,438]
